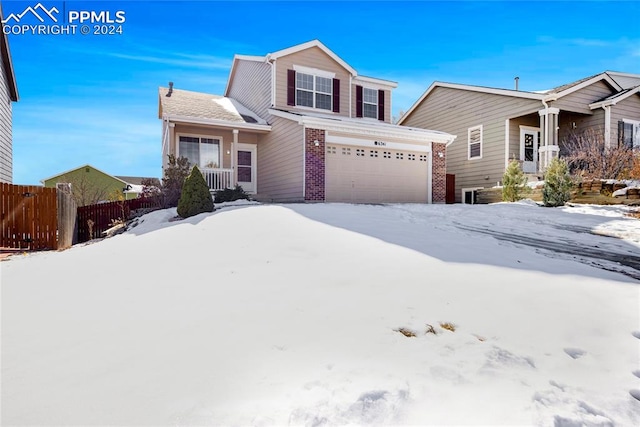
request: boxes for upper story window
[356,85,385,121]
[296,73,332,110]
[468,125,483,160]
[288,67,339,112]
[363,88,378,119]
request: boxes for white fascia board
[353,75,398,89]
[268,109,454,144]
[326,134,431,153]
[553,74,623,99]
[293,64,335,79]
[269,39,357,76]
[589,86,640,110]
[164,114,272,132]
[398,81,544,125]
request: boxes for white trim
[349,75,353,118]
[467,125,483,160]
[269,39,357,76]
[236,143,257,193]
[537,107,560,115]
[554,73,623,99]
[427,149,433,204]
[294,70,334,111]
[362,87,378,119]
[234,54,264,62]
[604,105,611,148]
[353,75,397,90]
[268,108,455,144]
[461,187,484,205]
[177,133,224,169]
[589,85,640,109]
[163,115,271,132]
[293,64,335,79]
[326,135,431,153]
[302,125,306,199]
[270,59,276,108]
[519,126,540,172]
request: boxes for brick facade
[431,142,447,203]
[305,128,325,201]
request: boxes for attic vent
[166,81,173,97]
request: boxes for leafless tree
[561,128,633,179]
[59,173,113,207]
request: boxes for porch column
[603,106,611,148]
[538,107,560,169]
[232,129,238,185]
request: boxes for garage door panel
[325,144,429,203]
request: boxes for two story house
[398,72,640,203]
[158,40,455,204]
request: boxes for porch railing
[201,168,234,191]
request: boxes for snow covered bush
[214,185,250,203]
[543,158,573,207]
[177,165,214,218]
[502,160,529,202]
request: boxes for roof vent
[166,81,173,97]
[514,76,520,91]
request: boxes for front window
[620,119,640,149]
[296,72,332,110]
[179,136,221,169]
[363,88,378,119]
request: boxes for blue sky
[5,0,640,184]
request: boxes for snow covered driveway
[2,202,639,426]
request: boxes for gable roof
[159,86,270,131]
[398,71,629,125]
[589,85,640,109]
[224,40,396,96]
[0,4,18,102]
[40,164,129,185]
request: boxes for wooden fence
[1,183,58,250]
[77,197,159,243]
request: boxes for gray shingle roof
[158,87,266,124]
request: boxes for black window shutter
[618,120,624,148]
[287,70,296,106]
[332,79,340,112]
[378,89,385,121]
[356,85,363,118]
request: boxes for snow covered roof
[158,87,269,128]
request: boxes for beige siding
[558,110,605,148]
[551,81,614,114]
[172,124,258,169]
[0,52,12,183]
[610,94,640,146]
[274,47,351,117]
[401,87,541,202]
[255,117,304,202]
[227,59,272,119]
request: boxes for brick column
[431,142,446,203]
[305,128,325,202]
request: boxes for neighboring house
[399,72,640,203]
[158,40,455,204]
[0,3,19,183]
[41,165,148,206]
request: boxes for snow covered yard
[1,202,639,426]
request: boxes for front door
[520,128,540,173]
[236,143,257,193]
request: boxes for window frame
[362,87,378,119]
[468,125,483,160]
[295,72,333,111]
[177,134,222,169]
[620,119,640,149]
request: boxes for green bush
[543,158,573,207]
[177,165,214,218]
[502,160,529,202]
[214,185,250,203]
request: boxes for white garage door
[325,145,429,203]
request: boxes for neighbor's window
[296,72,332,110]
[619,119,640,149]
[468,125,483,159]
[363,88,378,119]
[179,136,221,169]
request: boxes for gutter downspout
[603,105,611,148]
[266,54,276,109]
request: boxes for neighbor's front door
[236,143,257,193]
[520,128,540,173]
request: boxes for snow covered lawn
[2,202,639,426]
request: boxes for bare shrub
[561,128,633,179]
